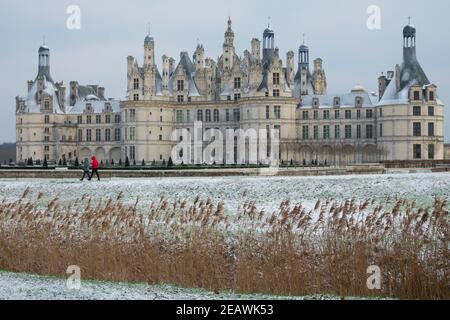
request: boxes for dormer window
[413,90,420,101]
[86,103,93,114]
[334,97,341,108]
[312,97,319,108]
[133,78,139,90]
[44,100,50,110]
[429,91,435,101]
[177,80,184,92]
[273,73,280,85]
[355,96,363,108]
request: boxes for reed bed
[0,187,448,299]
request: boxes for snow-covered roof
[67,99,120,114]
[300,89,378,109]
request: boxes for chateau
[16,19,445,165]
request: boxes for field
[0,173,448,299]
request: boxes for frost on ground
[0,172,448,215]
[0,270,368,300]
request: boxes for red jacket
[91,156,99,170]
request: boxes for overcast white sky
[0,0,448,142]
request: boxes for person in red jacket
[88,156,100,181]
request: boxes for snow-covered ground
[0,270,373,300]
[0,172,448,214]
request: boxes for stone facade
[16,19,445,165]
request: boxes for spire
[227,16,232,31]
[145,23,154,44]
[224,17,234,47]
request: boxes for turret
[222,17,235,70]
[262,24,275,63]
[37,45,53,83]
[143,32,156,99]
[194,44,205,69]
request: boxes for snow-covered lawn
[0,270,387,300]
[0,172,448,215]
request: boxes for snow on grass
[0,173,448,215]
[0,270,388,300]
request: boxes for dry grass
[0,187,448,299]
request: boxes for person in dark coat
[89,156,100,181]
[80,157,90,181]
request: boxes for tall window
[87,115,92,124]
[335,110,340,119]
[274,106,281,119]
[273,89,280,97]
[133,94,139,101]
[429,91,434,101]
[226,109,230,122]
[176,110,183,123]
[345,110,352,119]
[96,129,101,141]
[133,78,139,90]
[233,109,240,122]
[105,129,111,142]
[130,146,136,160]
[313,110,318,120]
[266,106,270,119]
[323,125,330,139]
[177,95,184,102]
[234,93,241,101]
[205,109,211,122]
[78,129,83,142]
[44,115,50,124]
[356,109,361,119]
[197,109,203,122]
[177,80,184,91]
[302,126,309,140]
[413,144,421,159]
[413,106,421,116]
[428,144,435,159]
[413,122,421,137]
[129,109,136,122]
[273,73,280,85]
[335,125,340,139]
[115,114,121,123]
[302,110,309,120]
[96,115,101,124]
[428,122,435,136]
[114,128,121,141]
[105,115,111,124]
[428,106,435,116]
[86,129,92,142]
[313,126,319,140]
[77,115,82,124]
[323,110,330,120]
[366,124,374,139]
[366,109,373,119]
[413,91,420,101]
[379,123,383,137]
[213,109,219,122]
[186,110,191,122]
[356,125,361,139]
[234,77,241,89]
[345,125,352,139]
[129,127,135,140]
[44,100,50,110]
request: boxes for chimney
[27,81,33,93]
[98,87,105,99]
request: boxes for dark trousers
[80,171,90,181]
[89,169,100,181]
